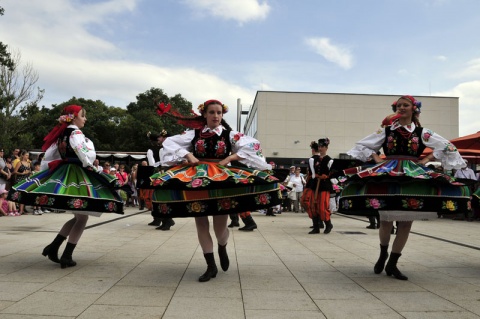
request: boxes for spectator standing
[31,161,44,215]
[116,164,130,206]
[102,162,111,174]
[282,166,297,211]
[12,150,32,214]
[285,167,305,213]
[137,160,149,210]
[92,159,103,173]
[454,160,476,180]
[454,159,477,220]
[4,156,14,190]
[129,163,139,207]
[10,148,20,170]
[0,148,11,192]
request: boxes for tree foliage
[0,49,44,151]
[123,87,193,151]
[0,6,14,71]
[1,87,196,154]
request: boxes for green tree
[122,88,193,152]
[0,6,14,71]
[17,103,53,149]
[52,97,129,151]
[0,49,43,151]
[6,88,196,153]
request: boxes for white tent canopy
[30,151,146,160]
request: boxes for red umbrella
[449,131,480,150]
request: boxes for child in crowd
[31,161,43,215]
[0,189,19,216]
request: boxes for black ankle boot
[366,216,376,229]
[374,244,389,274]
[308,216,320,234]
[218,243,229,271]
[60,242,77,269]
[148,218,162,226]
[42,234,66,263]
[239,215,257,231]
[265,208,276,216]
[199,253,218,282]
[228,214,240,228]
[385,252,408,280]
[324,220,333,234]
[159,218,175,230]
[319,219,324,229]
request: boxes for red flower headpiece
[396,95,422,114]
[42,105,83,151]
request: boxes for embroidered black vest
[382,126,426,157]
[57,127,78,160]
[191,128,232,159]
[309,155,322,175]
[150,145,161,163]
[306,154,332,192]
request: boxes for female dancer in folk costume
[339,95,470,280]
[302,139,334,234]
[8,105,123,268]
[151,99,281,282]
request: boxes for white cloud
[0,0,253,125]
[438,58,480,135]
[453,58,480,79]
[435,80,480,136]
[23,47,252,123]
[1,0,138,59]
[183,0,271,23]
[434,55,447,61]
[305,37,353,70]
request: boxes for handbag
[288,190,297,200]
[120,183,133,195]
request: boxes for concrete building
[243,91,460,167]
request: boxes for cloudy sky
[1,0,479,135]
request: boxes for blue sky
[1,0,479,135]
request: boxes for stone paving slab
[0,208,480,318]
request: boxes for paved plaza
[1,208,480,319]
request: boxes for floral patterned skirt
[339,159,471,220]
[8,163,124,215]
[150,161,281,217]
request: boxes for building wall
[245,91,460,160]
